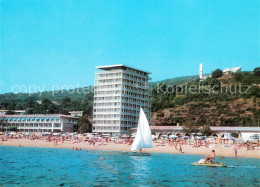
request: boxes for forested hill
[152,75,198,86]
[0,67,260,127]
[151,68,260,127]
[0,87,94,115]
[0,75,196,115]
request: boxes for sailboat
[131,108,153,156]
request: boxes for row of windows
[98,72,122,78]
[122,79,148,88]
[95,90,121,95]
[94,102,121,107]
[18,129,53,132]
[122,73,148,82]
[123,69,148,78]
[2,123,61,128]
[122,90,150,96]
[121,121,138,126]
[122,84,149,92]
[97,78,122,84]
[4,118,60,122]
[95,84,122,90]
[94,96,121,101]
[93,114,121,118]
[121,115,138,120]
[93,126,120,130]
[93,108,121,113]
[93,120,120,124]
[121,104,151,110]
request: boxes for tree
[250,86,260,98]
[182,122,199,134]
[231,132,239,138]
[253,67,260,76]
[233,72,243,81]
[10,127,18,132]
[6,110,15,115]
[200,125,212,136]
[77,114,92,133]
[212,69,223,78]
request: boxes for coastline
[1,139,259,159]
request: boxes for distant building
[199,63,203,79]
[132,126,260,141]
[223,66,242,74]
[14,110,26,115]
[51,101,60,105]
[69,111,83,117]
[93,64,151,134]
[0,110,8,115]
[36,100,42,104]
[0,110,26,115]
[0,114,79,132]
[36,100,59,105]
[199,63,211,81]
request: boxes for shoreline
[1,139,259,159]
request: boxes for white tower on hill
[199,63,203,79]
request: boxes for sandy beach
[1,138,259,159]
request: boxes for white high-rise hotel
[93,64,151,134]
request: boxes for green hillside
[0,67,259,127]
[152,75,198,86]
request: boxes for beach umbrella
[87,134,94,138]
[152,135,157,139]
[53,133,61,136]
[169,135,178,139]
[113,133,119,137]
[9,132,16,135]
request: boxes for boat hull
[191,162,227,167]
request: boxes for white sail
[131,108,153,151]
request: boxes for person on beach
[203,150,215,164]
[233,146,238,158]
[179,145,184,153]
[174,142,178,150]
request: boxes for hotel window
[54,123,61,128]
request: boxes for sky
[0,0,259,93]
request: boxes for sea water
[0,146,259,186]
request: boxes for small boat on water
[130,108,153,156]
[191,159,227,167]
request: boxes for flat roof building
[93,64,151,134]
[69,111,83,117]
[0,114,79,133]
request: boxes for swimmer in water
[100,157,104,160]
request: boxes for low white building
[69,111,83,117]
[134,126,260,140]
[0,114,79,132]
